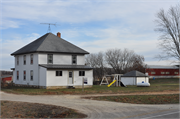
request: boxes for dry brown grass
[1,101,87,118]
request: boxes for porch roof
[39,64,93,70]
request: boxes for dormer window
[30,54,33,64]
[48,54,53,64]
[23,55,26,65]
[72,55,77,65]
[17,56,19,65]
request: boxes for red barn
[2,76,12,83]
[146,65,179,79]
[0,70,13,83]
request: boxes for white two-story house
[11,32,93,89]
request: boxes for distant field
[84,94,179,104]
[1,78,179,95]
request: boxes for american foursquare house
[11,32,93,89]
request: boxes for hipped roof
[11,33,89,55]
[122,70,148,77]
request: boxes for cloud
[0,33,40,70]
[1,0,178,29]
[61,26,170,65]
[145,60,178,65]
[0,19,20,29]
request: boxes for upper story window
[17,71,19,80]
[79,71,85,76]
[23,55,26,65]
[72,55,77,65]
[56,71,62,76]
[30,70,33,81]
[24,70,26,80]
[47,54,53,64]
[17,56,19,65]
[30,54,33,64]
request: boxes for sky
[0,0,179,70]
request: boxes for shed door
[68,71,73,84]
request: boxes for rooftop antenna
[40,23,60,33]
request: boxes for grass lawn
[1,101,87,118]
[1,78,179,95]
[85,94,179,104]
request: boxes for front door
[68,71,73,84]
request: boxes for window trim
[79,71,85,76]
[56,71,62,76]
[161,72,165,74]
[23,55,26,65]
[17,71,19,80]
[72,55,77,65]
[30,54,33,65]
[47,54,53,64]
[24,70,26,80]
[30,70,33,81]
[151,72,156,74]
[174,72,179,74]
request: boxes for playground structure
[100,74,126,87]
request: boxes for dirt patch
[1,101,87,118]
[44,91,58,95]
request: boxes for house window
[24,71,26,80]
[161,72,165,74]
[72,55,77,65]
[174,72,179,74]
[56,71,62,76]
[17,71,19,80]
[166,72,170,74]
[47,54,53,64]
[30,70,33,81]
[17,56,19,65]
[151,72,156,74]
[79,71,85,76]
[24,55,26,65]
[30,54,33,64]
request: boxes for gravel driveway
[0,91,179,119]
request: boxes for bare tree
[155,4,180,62]
[105,48,145,74]
[127,54,145,73]
[105,49,122,73]
[85,52,105,80]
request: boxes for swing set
[100,74,126,87]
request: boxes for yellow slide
[107,80,116,87]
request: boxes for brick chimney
[57,32,61,38]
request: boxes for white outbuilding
[121,70,149,86]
